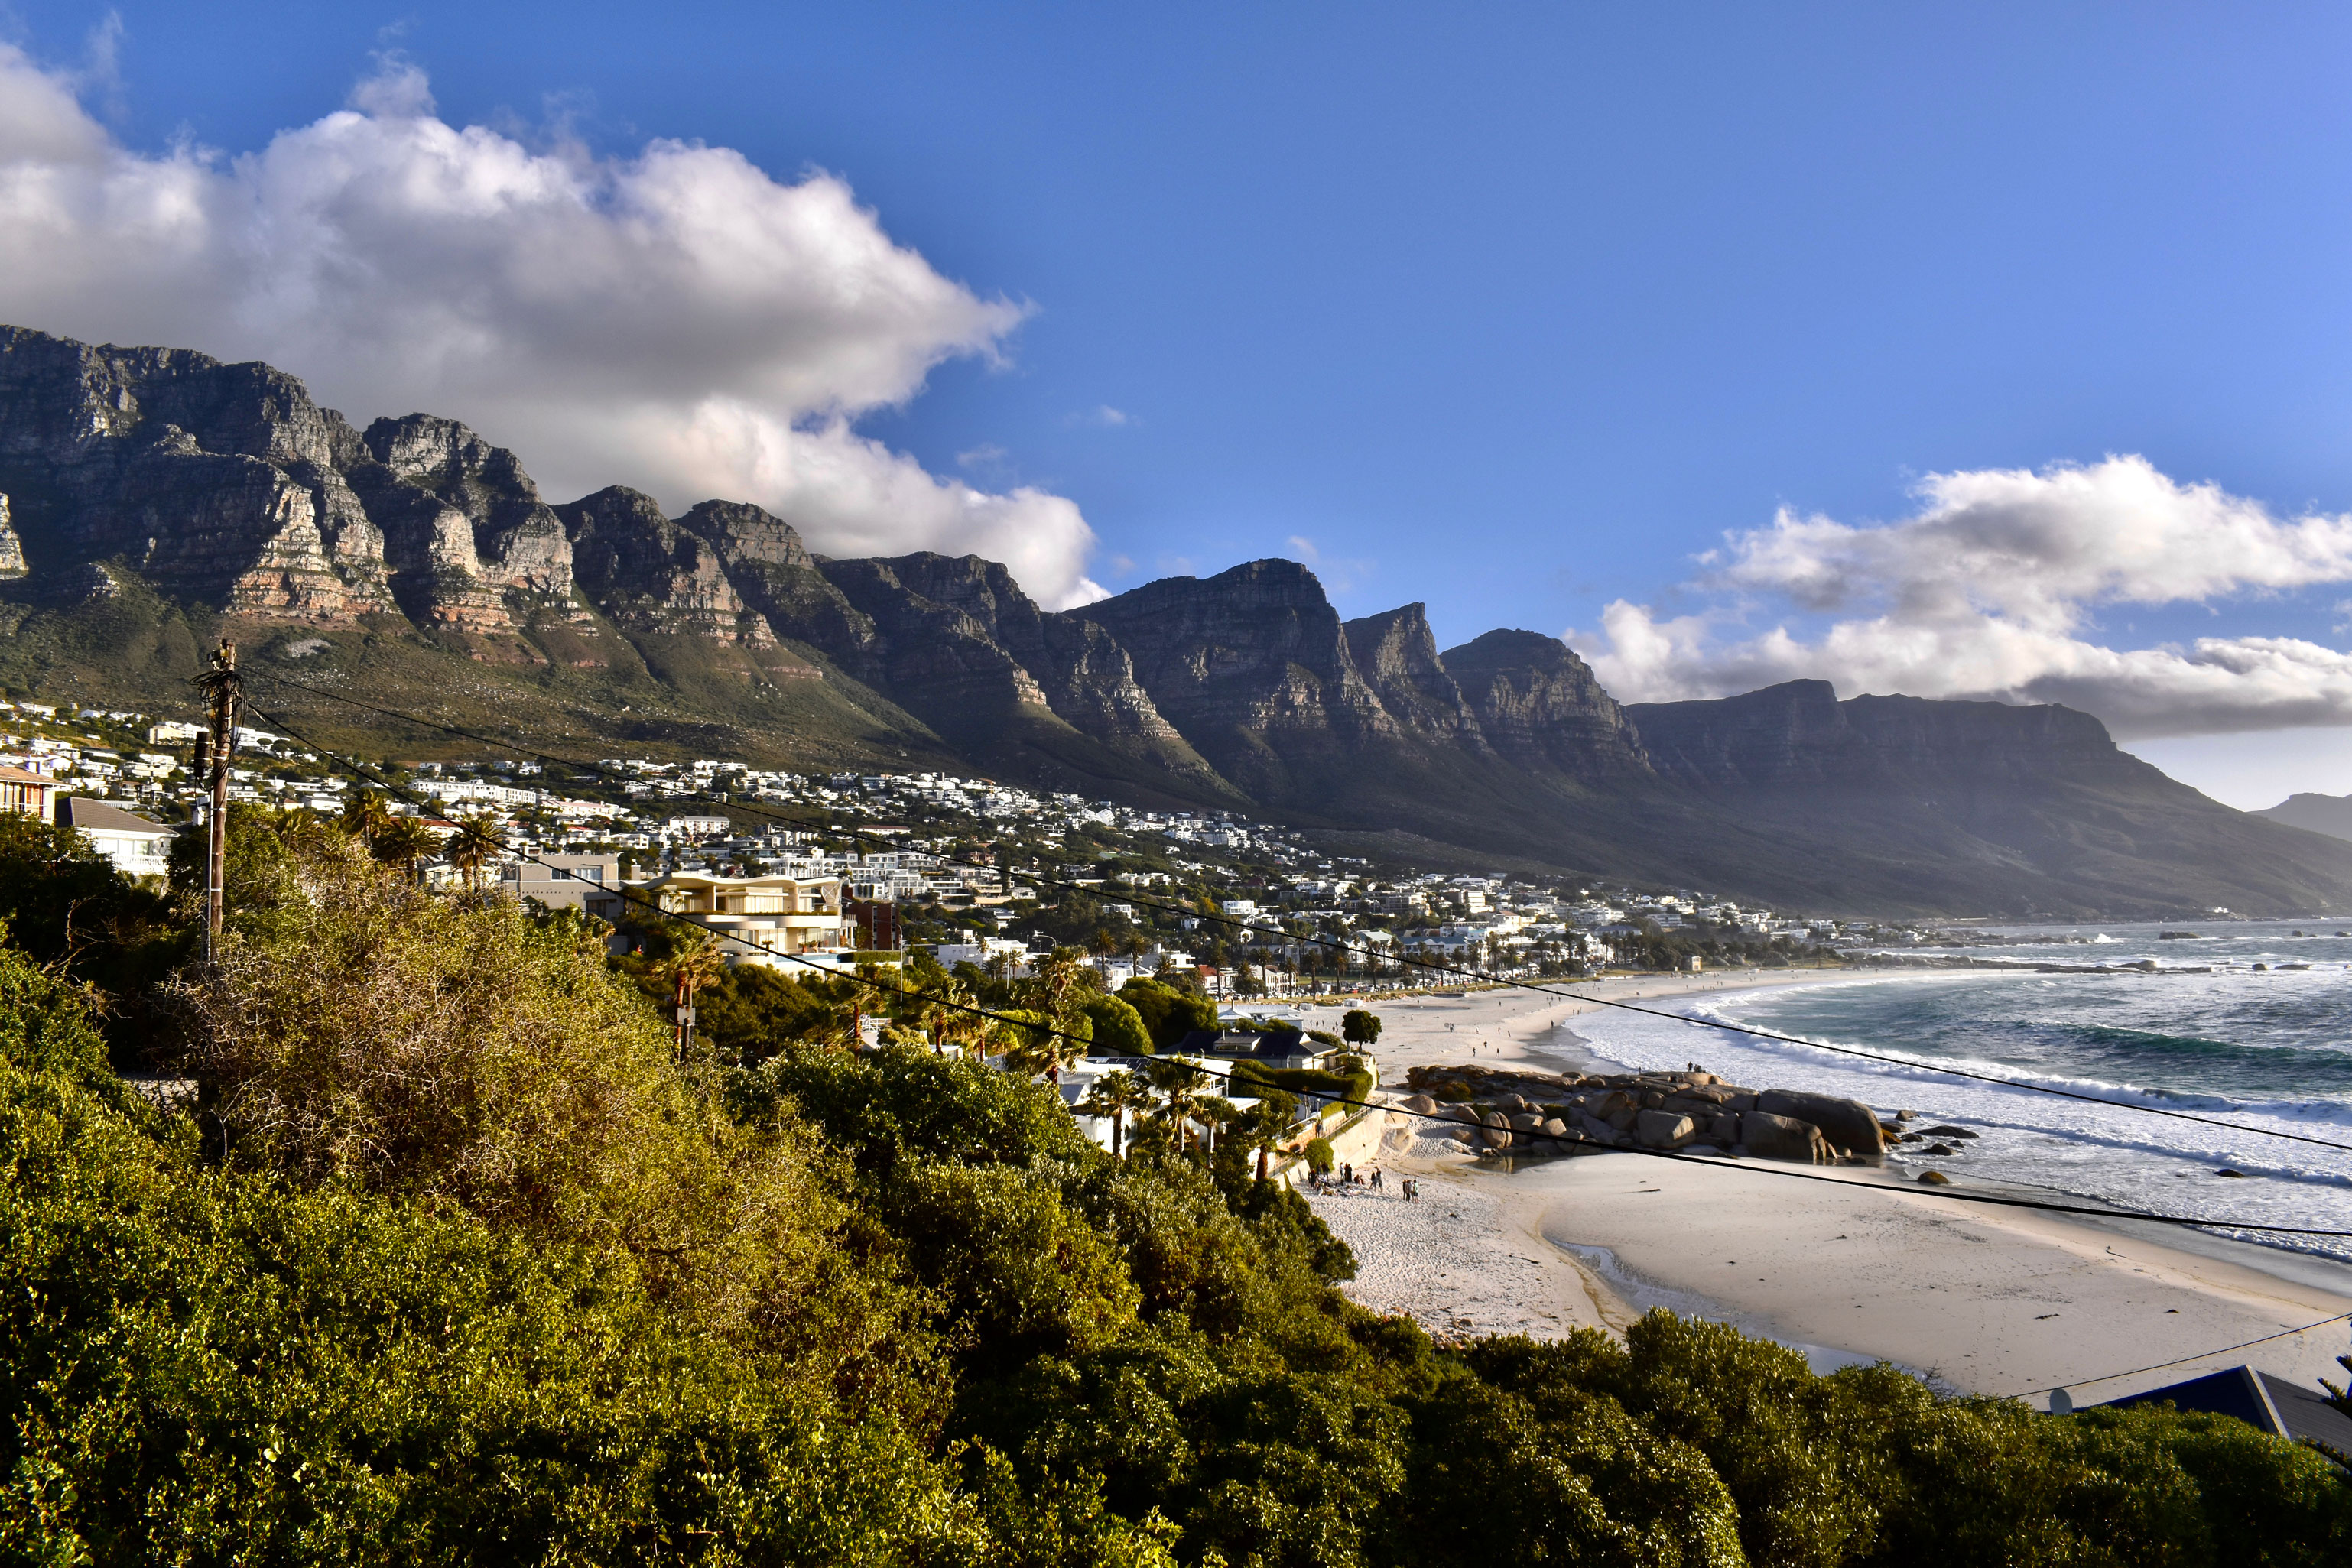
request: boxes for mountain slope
[1,322,2344,914]
[2254,793,2352,845]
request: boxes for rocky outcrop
[357,415,575,628]
[1629,680,2151,797]
[0,326,393,621]
[1441,629,1650,781]
[1074,560,1398,794]
[557,487,772,642]
[1405,1063,1878,1167]
[863,553,1203,755]
[0,495,22,577]
[1342,603,1489,750]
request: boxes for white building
[635,870,851,964]
[55,797,174,881]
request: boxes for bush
[1118,977,1217,1050]
[161,834,914,1372]
[1304,1137,1335,1174]
[1083,995,1155,1057]
[0,942,983,1565]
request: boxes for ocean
[1557,922,2352,1262]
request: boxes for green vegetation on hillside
[1,811,2344,1564]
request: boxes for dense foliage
[1,813,2344,1564]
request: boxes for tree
[337,787,391,846]
[444,813,505,894]
[1117,976,1215,1050]
[1142,1055,1212,1154]
[1080,994,1152,1057]
[1343,1007,1383,1047]
[1001,1007,1090,1078]
[370,816,437,882]
[1228,1089,1301,1181]
[1075,1067,1150,1157]
[661,927,726,1053]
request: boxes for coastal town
[0,694,1876,993]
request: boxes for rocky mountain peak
[1343,602,1489,749]
[677,500,809,568]
[554,486,771,643]
[1441,629,1650,780]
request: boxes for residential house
[499,854,622,913]
[635,869,851,966]
[55,796,174,881]
[2097,1365,2352,1459]
[0,766,54,823]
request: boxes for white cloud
[1066,404,1132,427]
[0,47,1109,608]
[1577,456,2352,739]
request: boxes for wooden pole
[203,639,236,961]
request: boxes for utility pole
[196,638,239,962]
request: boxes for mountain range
[2,323,2347,917]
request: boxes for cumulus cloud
[1578,456,2352,738]
[0,46,1108,606]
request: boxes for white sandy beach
[1287,972,2352,1407]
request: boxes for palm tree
[372,816,437,882]
[1142,1056,1211,1154]
[1076,1068,1149,1157]
[339,788,391,846]
[445,813,505,894]
[661,928,725,1053]
[1228,1088,1300,1182]
[1194,1094,1239,1157]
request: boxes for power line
[1999,1312,2352,1401]
[246,670,2352,1157]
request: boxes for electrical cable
[245,670,2352,1157]
[1998,1312,2352,1402]
[221,698,2352,1245]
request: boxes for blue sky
[8,2,2352,803]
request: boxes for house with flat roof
[498,855,621,914]
[55,796,174,881]
[632,870,852,966]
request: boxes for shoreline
[1298,969,2352,1405]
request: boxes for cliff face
[3,323,2344,914]
[1442,628,1649,781]
[1074,560,1399,795]
[1631,682,2167,796]
[0,327,391,622]
[557,487,773,643]
[1342,603,1489,750]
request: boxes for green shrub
[1083,995,1155,1057]
[0,945,982,1565]
[1117,978,1217,1050]
[1304,1137,1335,1174]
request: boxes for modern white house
[55,796,174,881]
[631,870,852,966]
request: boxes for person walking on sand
[1370,1166,1383,1191]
